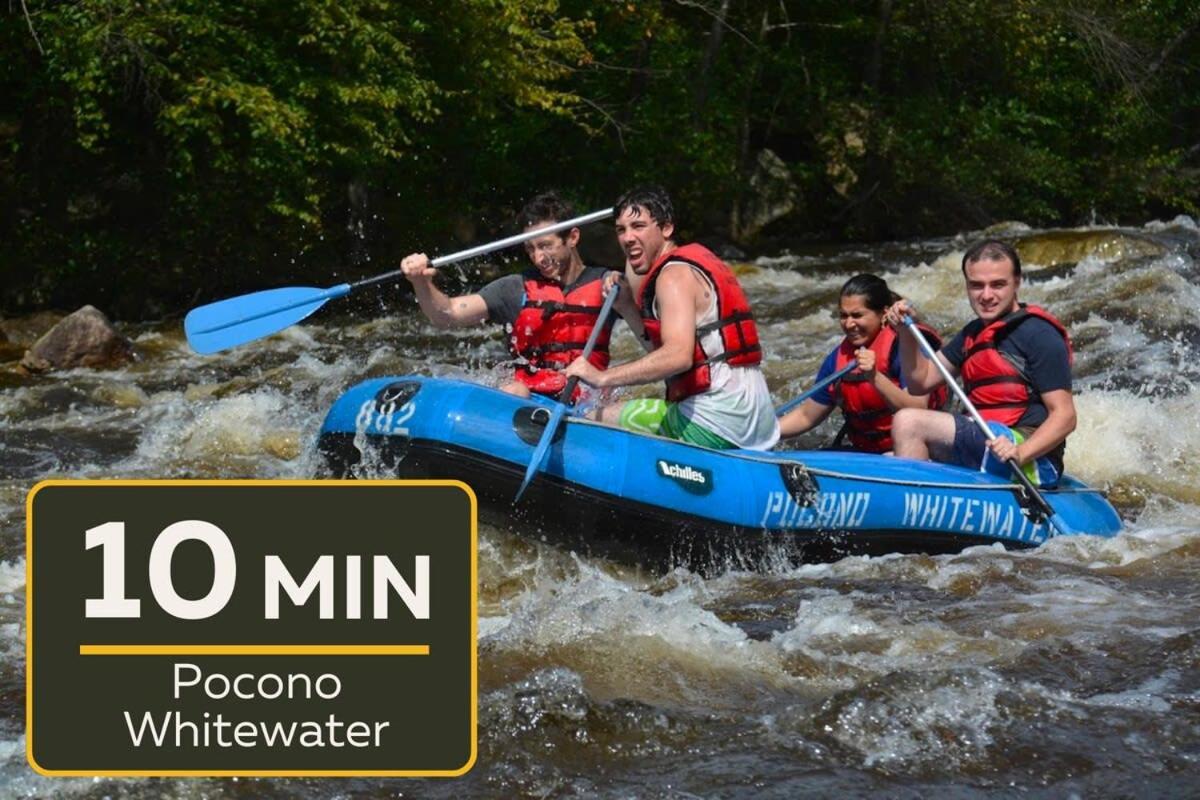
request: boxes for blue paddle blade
[513,284,618,503]
[514,403,569,502]
[185,284,351,354]
[1025,496,1076,539]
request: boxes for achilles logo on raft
[656,460,713,495]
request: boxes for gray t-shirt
[478,266,614,326]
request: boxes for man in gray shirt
[400,192,642,399]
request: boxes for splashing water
[2,220,1199,797]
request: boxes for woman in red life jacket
[779,274,947,453]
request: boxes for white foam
[772,586,1023,675]
[1075,672,1179,713]
[1144,214,1198,233]
[829,669,1006,768]
[887,253,973,324]
[1034,524,1199,569]
[137,390,307,465]
[276,324,319,349]
[775,592,882,642]
[486,561,788,706]
[495,562,747,654]
[739,264,847,294]
[1070,389,1200,494]
[0,561,24,594]
[478,615,512,639]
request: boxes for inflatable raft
[317,376,1123,572]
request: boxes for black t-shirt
[942,315,1072,428]
[478,266,615,326]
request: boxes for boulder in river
[1014,230,1166,270]
[19,305,136,373]
[0,326,17,363]
[731,148,799,242]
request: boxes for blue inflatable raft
[318,376,1123,572]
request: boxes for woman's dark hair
[840,274,900,312]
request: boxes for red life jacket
[829,324,948,453]
[960,304,1073,426]
[510,272,613,399]
[635,243,762,402]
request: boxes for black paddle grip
[1006,456,1055,523]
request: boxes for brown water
[3,218,1200,797]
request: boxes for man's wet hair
[841,274,901,313]
[614,185,675,229]
[961,239,1022,278]
[517,191,576,235]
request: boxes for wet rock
[731,149,799,242]
[40,386,91,412]
[1015,230,1166,270]
[815,103,870,200]
[0,326,20,363]
[19,305,136,374]
[263,430,301,460]
[981,221,1032,236]
[0,311,64,348]
[730,262,763,277]
[92,382,150,408]
[717,243,749,261]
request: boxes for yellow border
[26,478,478,778]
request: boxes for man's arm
[987,321,1076,465]
[400,253,490,328]
[990,388,1076,465]
[896,324,957,394]
[565,263,697,388]
[884,301,958,394]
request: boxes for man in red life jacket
[563,186,780,451]
[399,192,641,400]
[885,240,1075,486]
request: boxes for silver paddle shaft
[902,315,995,441]
[355,208,615,289]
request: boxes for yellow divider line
[79,644,429,656]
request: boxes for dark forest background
[3,0,1197,318]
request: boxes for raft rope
[562,416,1102,494]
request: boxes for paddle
[900,315,1072,537]
[513,283,621,503]
[185,208,615,354]
[775,362,857,417]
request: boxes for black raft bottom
[318,432,1022,575]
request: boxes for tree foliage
[2,0,1197,315]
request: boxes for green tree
[1,0,592,314]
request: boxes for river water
[3,219,1199,797]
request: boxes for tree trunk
[864,0,893,93]
[692,0,732,123]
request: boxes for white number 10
[84,520,238,620]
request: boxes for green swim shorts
[617,398,735,450]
